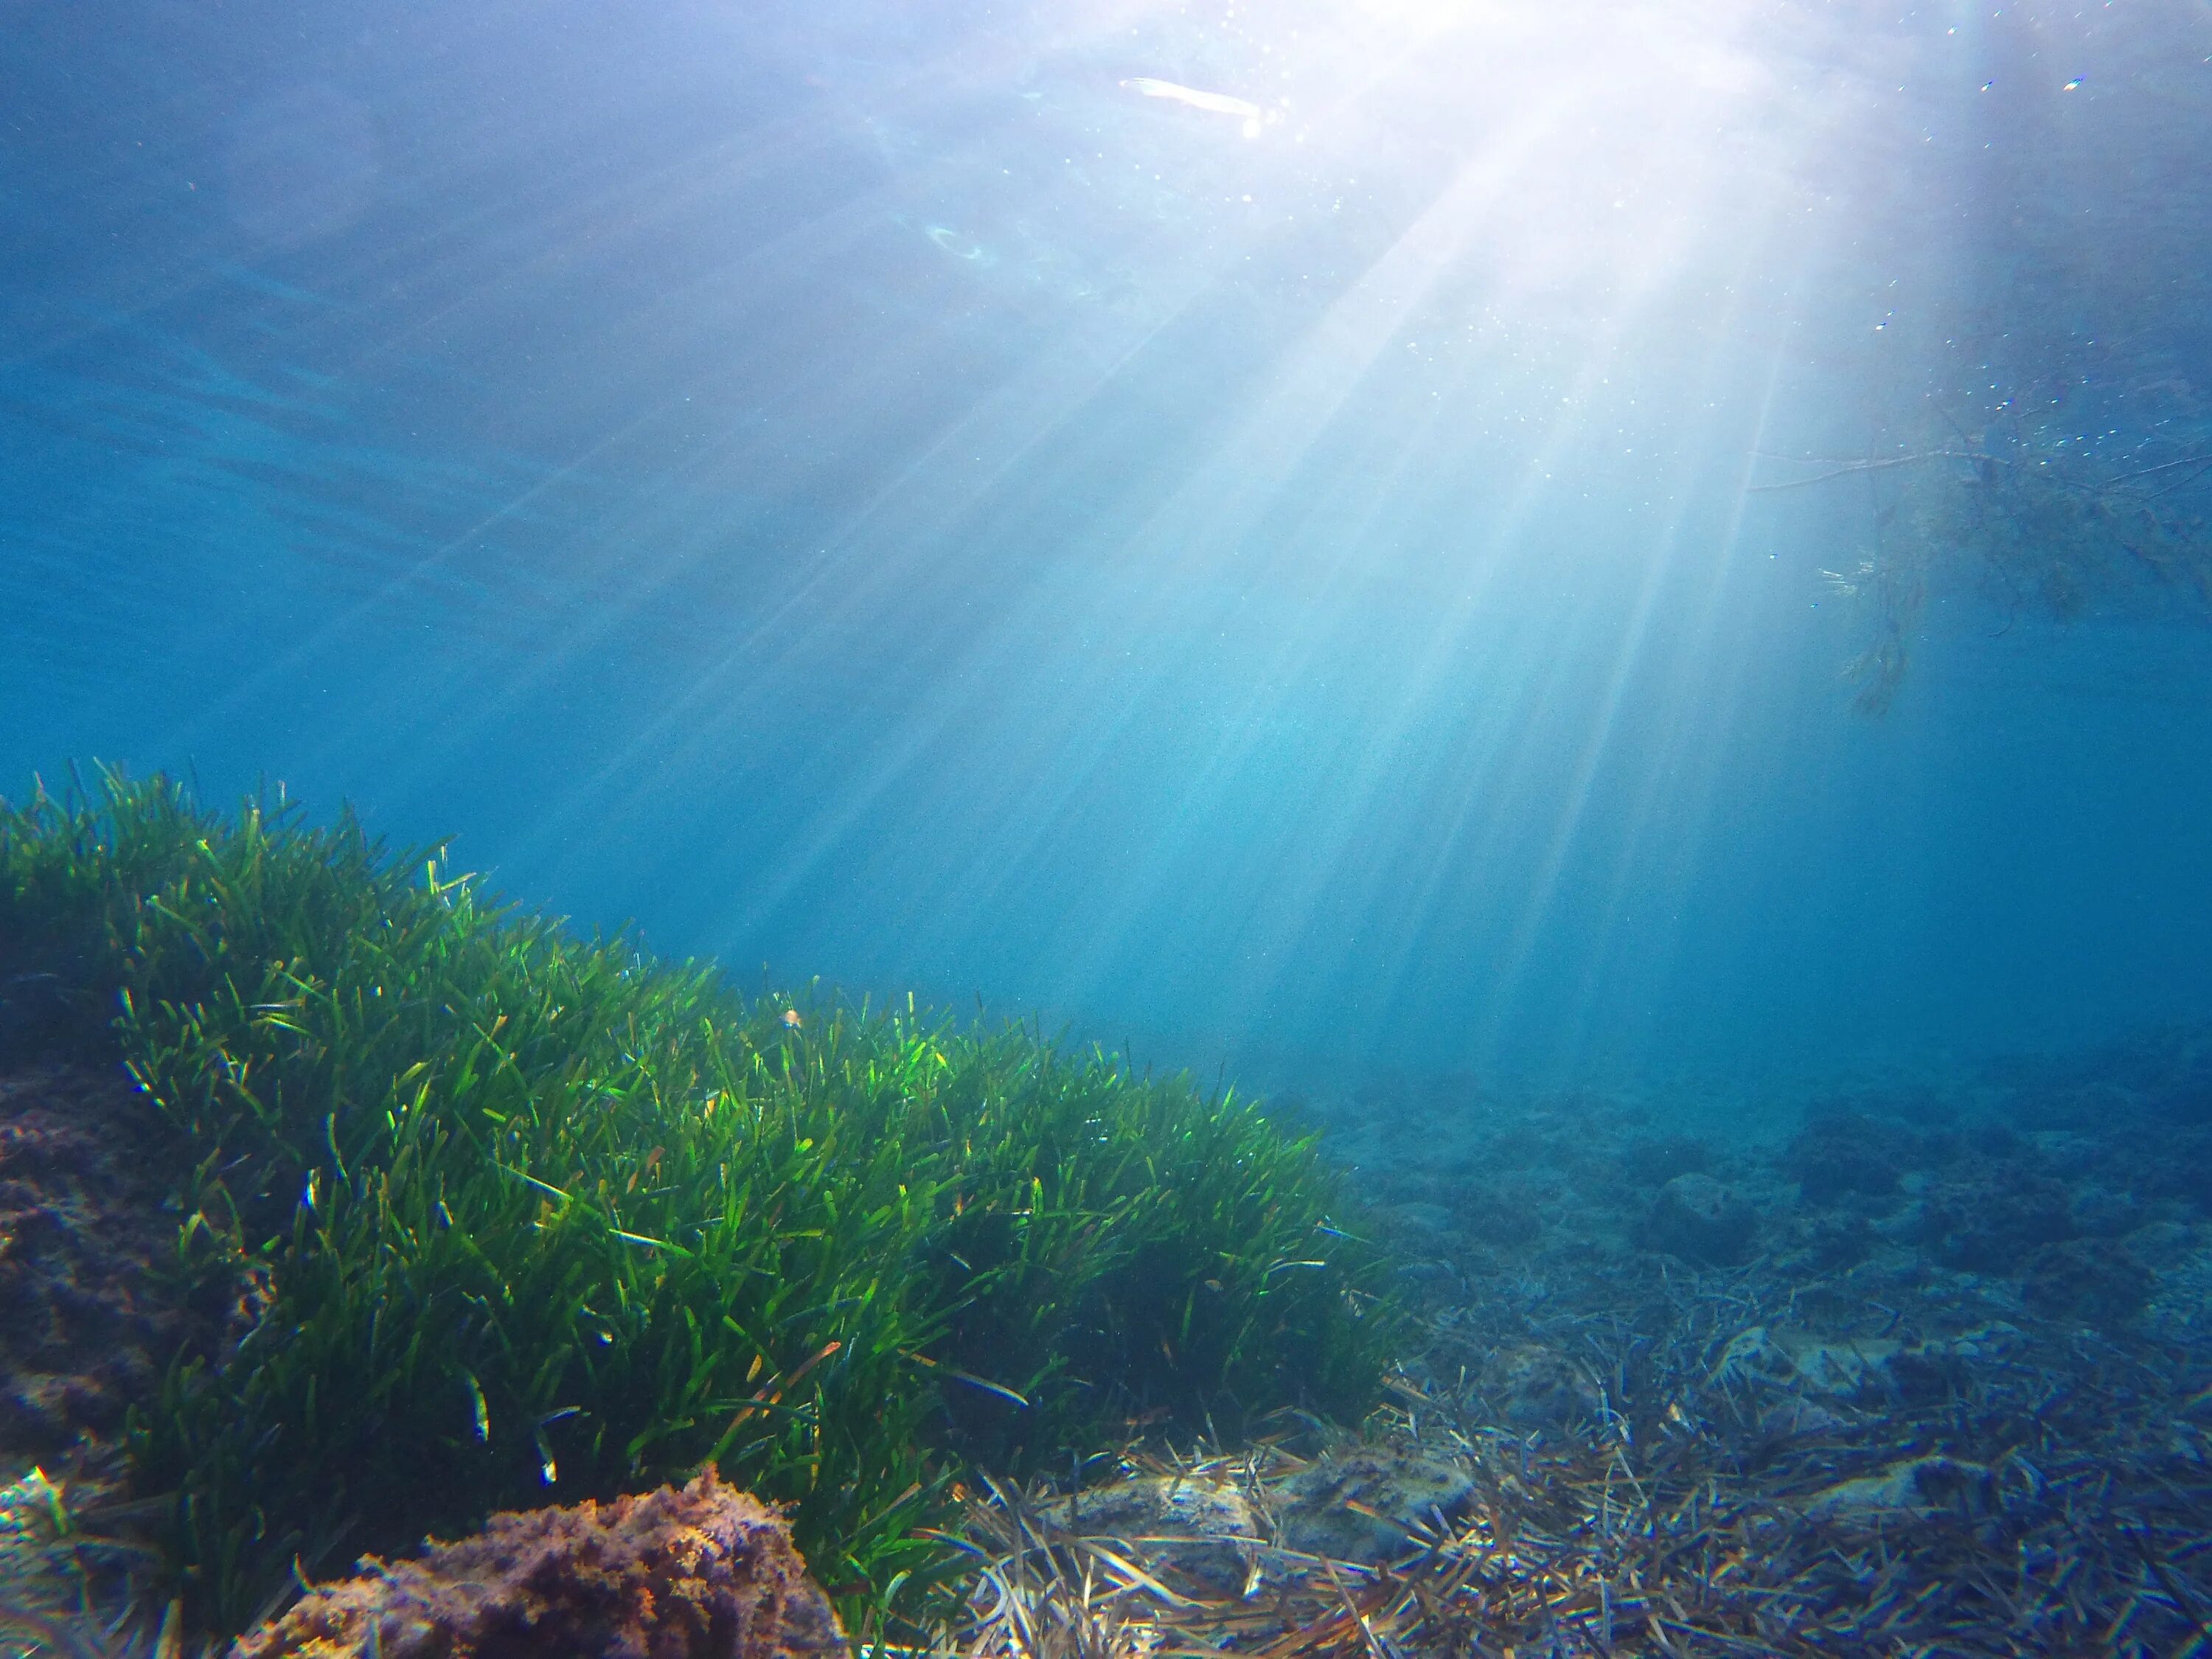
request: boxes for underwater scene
[4,1,2211,1655]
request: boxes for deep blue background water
[5,0,2209,1100]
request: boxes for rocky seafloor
[945,1038,2212,1659]
[8,1030,2212,1659]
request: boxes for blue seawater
[4,0,2209,1105]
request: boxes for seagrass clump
[0,769,1399,1639]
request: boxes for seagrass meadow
[0,770,1400,1641]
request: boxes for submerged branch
[1749,447,2212,495]
[1745,450,1989,493]
[1749,416,2212,711]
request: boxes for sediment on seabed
[940,1074,2212,1658]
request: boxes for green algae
[0,769,1399,1639]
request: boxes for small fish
[781,1008,803,1029]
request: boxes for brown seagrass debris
[950,1270,2212,1658]
[944,1065,2212,1657]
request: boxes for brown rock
[1038,1475,1262,1593]
[2020,1237,2154,1327]
[1274,1447,1475,1564]
[229,1472,846,1659]
[1483,1343,1601,1430]
[1805,1455,1997,1523]
[0,1062,237,1457]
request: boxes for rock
[1757,1397,1849,1439]
[1037,1475,1262,1593]
[0,974,70,1060]
[1712,1326,1902,1399]
[2135,1128,2212,1215]
[1641,1173,1756,1265]
[230,1471,846,1659]
[2067,1185,2140,1238]
[0,1467,73,1622]
[1805,1455,1996,1523]
[1273,1447,1475,1564]
[1618,1135,1712,1188]
[1775,1335,1899,1397]
[1941,1322,2026,1361]
[1394,1259,1461,1295]
[1458,1181,1545,1247]
[0,1064,243,1459]
[1784,1112,1907,1205]
[1777,1212,1877,1273]
[1483,1344,1601,1430]
[1713,1323,2010,1409]
[1385,1201,1457,1239]
[2146,1246,2212,1342]
[2122,1220,2202,1270]
[1907,1169,2073,1272]
[2020,1237,2153,1326]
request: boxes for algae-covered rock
[229,1472,845,1659]
[2147,1244,2212,1342]
[1713,1324,2010,1408]
[1618,1135,1713,1189]
[2020,1237,2153,1326]
[0,1064,231,1458]
[1483,1343,1601,1429]
[1907,1169,2073,1272]
[0,975,70,1062]
[1783,1112,1909,1205]
[2122,1220,2202,1270]
[1712,1326,1902,1399]
[1383,1201,1458,1242]
[1034,1447,1477,1579]
[0,1467,72,1626]
[1641,1173,1756,1265]
[1037,1475,1262,1593]
[1274,1447,1474,1563]
[1756,1396,1850,1440]
[1804,1455,1996,1523]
